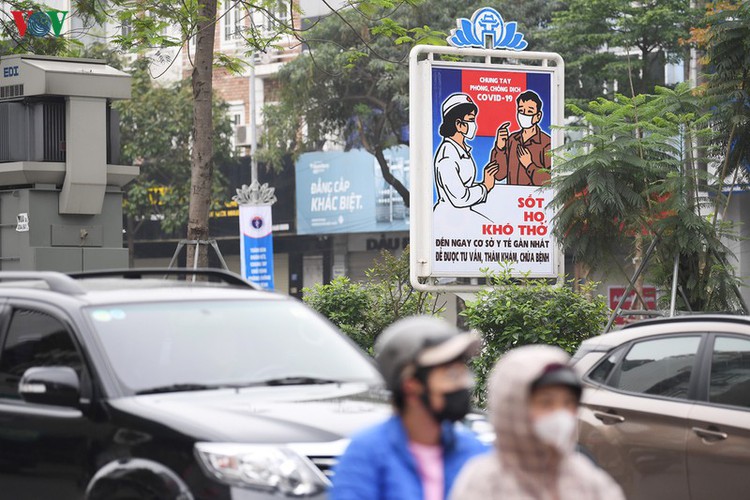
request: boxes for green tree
[259,5,445,206]
[547,0,698,103]
[303,248,443,353]
[701,1,750,194]
[107,0,433,263]
[462,266,609,407]
[302,276,374,351]
[114,58,234,264]
[260,1,562,206]
[108,0,296,266]
[68,43,234,264]
[550,83,746,313]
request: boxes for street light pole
[235,52,277,289]
[249,55,258,185]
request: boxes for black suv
[0,269,392,499]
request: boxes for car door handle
[593,411,625,424]
[692,427,728,442]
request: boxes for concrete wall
[0,187,127,271]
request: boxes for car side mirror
[19,366,80,407]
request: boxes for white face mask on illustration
[533,409,578,454]
[463,120,477,140]
[517,113,536,129]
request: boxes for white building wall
[725,191,750,308]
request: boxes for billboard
[295,146,410,235]
[410,44,564,288]
[431,65,556,276]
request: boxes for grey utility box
[0,54,138,271]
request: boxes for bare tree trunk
[573,261,590,294]
[186,0,217,269]
[633,232,646,311]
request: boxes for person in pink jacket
[450,345,625,500]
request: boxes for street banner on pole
[409,7,564,291]
[239,204,274,289]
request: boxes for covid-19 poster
[428,64,558,277]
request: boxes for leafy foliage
[547,0,699,103]
[303,247,443,353]
[550,83,745,312]
[260,0,557,205]
[462,266,609,407]
[701,1,750,189]
[259,6,416,204]
[107,53,234,235]
[302,277,374,351]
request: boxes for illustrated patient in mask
[450,345,625,500]
[490,90,552,187]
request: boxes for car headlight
[194,443,329,496]
[461,414,496,445]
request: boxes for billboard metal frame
[409,45,565,292]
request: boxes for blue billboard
[295,146,410,235]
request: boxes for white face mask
[517,113,536,129]
[462,120,477,140]
[532,409,577,454]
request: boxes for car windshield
[84,299,381,394]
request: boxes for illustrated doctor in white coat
[433,93,499,225]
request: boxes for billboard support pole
[604,235,660,332]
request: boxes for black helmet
[374,316,481,394]
[531,363,583,400]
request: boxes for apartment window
[121,19,132,38]
[263,78,281,103]
[223,0,242,42]
[264,0,289,32]
[229,103,245,127]
[228,103,245,153]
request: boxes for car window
[86,299,381,393]
[709,336,750,409]
[606,336,701,400]
[587,346,627,384]
[0,309,82,399]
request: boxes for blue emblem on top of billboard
[447,7,528,51]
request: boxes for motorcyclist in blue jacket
[330,316,489,500]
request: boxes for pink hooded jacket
[450,345,625,500]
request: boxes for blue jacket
[330,416,489,500]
